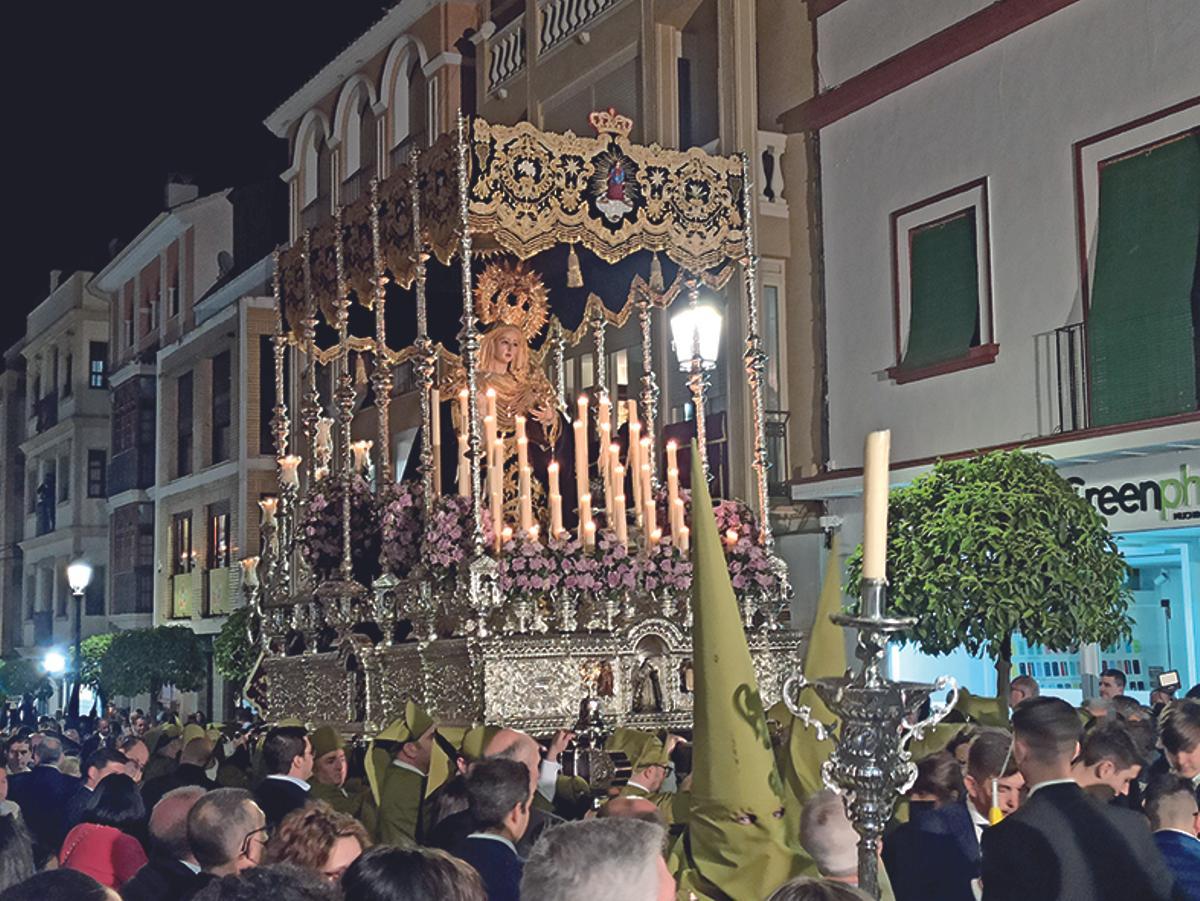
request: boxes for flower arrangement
[592,530,638,595]
[639,540,693,594]
[551,534,601,594]
[497,534,559,595]
[380,481,424,577]
[300,475,381,583]
[422,495,494,585]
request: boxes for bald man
[188,788,267,877]
[122,785,213,901]
[597,796,666,826]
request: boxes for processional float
[242,109,801,734]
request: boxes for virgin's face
[494,334,520,364]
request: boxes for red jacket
[59,822,149,889]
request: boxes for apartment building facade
[90,181,283,717]
[0,343,26,658]
[784,0,1200,697]
[14,272,115,661]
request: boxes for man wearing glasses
[603,729,685,825]
[187,788,269,878]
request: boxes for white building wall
[818,0,1200,470]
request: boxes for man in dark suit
[253,725,313,828]
[1144,774,1200,900]
[142,737,218,811]
[122,784,214,901]
[64,747,130,830]
[6,734,80,859]
[981,696,1183,901]
[452,758,530,901]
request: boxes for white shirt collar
[180,859,202,874]
[626,779,651,794]
[968,802,990,842]
[391,760,426,778]
[537,760,560,802]
[1028,778,1076,797]
[267,774,310,791]
[467,832,519,856]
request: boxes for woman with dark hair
[0,813,36,892]
[342,845,486,901]
[882,751,979,901]
[59,773,149,889]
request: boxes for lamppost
[66,560,93,723]
[670,282,723,478]
[42,647,67,715]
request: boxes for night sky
[7,3,391,351]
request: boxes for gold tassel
[355,352,368,387]
[649,251,664,294]
[567,244,583,288]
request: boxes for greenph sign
[1067,460,1200,526]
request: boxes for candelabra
[782,579,957,899]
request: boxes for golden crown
[475,260,550,340]
[589,107,634,140]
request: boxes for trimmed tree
[0,657,52,701]
[213,607,257,691]
[846,449,1131,699]
[99,626,207,699]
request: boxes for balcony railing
[487,13,526,94]
[1048,322,1090,434]
[757,131,788,217]
[539,0,623,56]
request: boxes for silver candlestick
[782,578,957,899]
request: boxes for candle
[240,556,260,588]
[315,418,334,462]
[484,414,503,550]
[672,496,685,549]
[725,529,739,547]
[861,430,892,582]
[666,439,678,474]
[613,491,628,545]
[598,421,612,508]
[679,525,690,553]
[501,526,513,544]
[515,414,529,527]
[573,418,589,522]
[639,438,653,507]
[629,422,643,524]
[579,493,593,545]
[583,519,596,550]
[279,455,302,489]
[258,497,278,528]
[351,439,373,474]
[431,387,442,495]
[485,387,497,424]
[643,496,657,544]
[548,460,564,538]
[649,527,661,547]
[667,464,681,532]
[457,390,470,496]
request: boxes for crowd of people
[0,668,1198,900]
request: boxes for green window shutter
[1088,131,1200,427]
[901,210,981,370]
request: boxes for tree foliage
[99,627,207,698]
[74,633,115,690]
[213,607,257,687]
[0,657,52,700]
[846,450,1131,674]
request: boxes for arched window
[407,58,428,149]
[390,47,415,149]
[301,123,322,209]
[358,93,377,178]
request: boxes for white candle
[613,491,628,545]
[516,415,531,533]
[579,492,593,545]
[431,387,442,495]
[643,495,657,546]
[240,556,260,588]
[501,525,513,544]
[862,430,892,581]
[629,422,643,525]
[351,440,373,475]
[484,414,503,550]
[667,465,681,531]
[672,496,685,550]
[639,438,653,508]
[583,519,596,550]
[573,417,589,523]
[548,460,564,539]
[457,390,470,497]
[485,387,497,425]
[598,421,612,510]
[679,525,689,554]
[279,455,302,489]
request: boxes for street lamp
[670,283,723,475]
[42,649,67,675]
[66,559,93,724]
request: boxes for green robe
[376,763,426,845]
[311,780,379,835]
[532,773,593,820]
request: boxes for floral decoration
[380,481,424,577]
[299,475,381,583]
